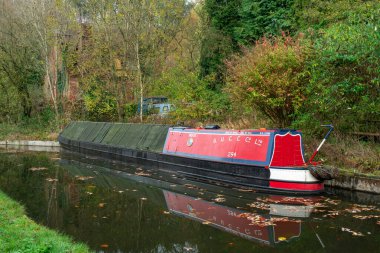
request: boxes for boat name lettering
[254,138,263,146]
[209,135,263,144]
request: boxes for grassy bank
[303,134,380,177]
[0,191,90,253]
[0,122,60,141]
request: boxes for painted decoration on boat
[270,133,305,167]
[163,128,275,166]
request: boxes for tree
[0,0,44,119]
[76,0,187,122]
[200,0,296,86]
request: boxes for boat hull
[59,135,323,195]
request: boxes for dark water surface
[0,149,379,253]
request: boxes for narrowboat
[58,121,337,195]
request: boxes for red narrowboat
[59,122,337,195]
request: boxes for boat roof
[171,127,301,133]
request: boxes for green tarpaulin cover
[60,121,170,153]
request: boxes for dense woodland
[0,0,379,170]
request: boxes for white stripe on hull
[269,168,319,182]
[269,204,313,218]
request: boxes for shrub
[225,34,311,127]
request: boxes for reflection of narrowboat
[59,152,324,247]
[164,190,315,245]
[59,122,337,195]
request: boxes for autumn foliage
[225,34,310,127]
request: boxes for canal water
[0,149,379,253]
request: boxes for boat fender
[309,165,339,181]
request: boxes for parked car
[137,96,175,116]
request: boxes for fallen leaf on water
[140,197,147,201]
[236,188,254,192]
[100,244,109,248]
[163,211,170,214]
[237,213,251,218]
[247,202,270,210]
[278,237,287,241]
[202,221,211,225]
[352,215,380,220]
[213,197,226,203]
[323,210,340,218]
[98,203,106,208]
[341,227,364,236]
[86,192,93,195]
[135,171,151,176]
[75,176,94,181]
[29,167,48,171]
[46,178,58,182]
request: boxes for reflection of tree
[46,166,58,227]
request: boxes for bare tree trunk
[136,40,143,122]
[45,53,59,120]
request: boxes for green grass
[0,122,60,141]
[0,191,90,253]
